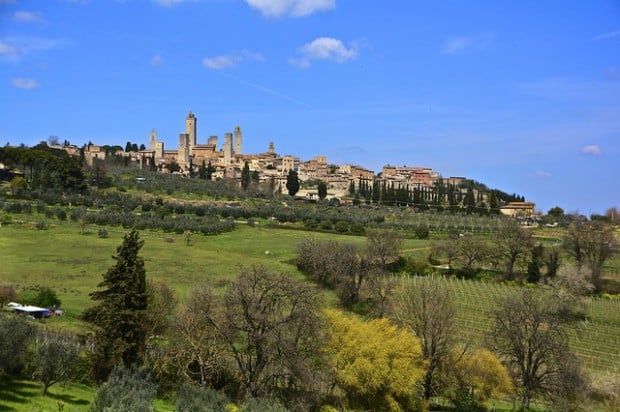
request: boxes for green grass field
[1,216,619,411]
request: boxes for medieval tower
[224,132,233,166]
[234,126,242,155]
[186,111,197,149]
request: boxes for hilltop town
[61,111,531,215]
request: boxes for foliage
[175,382,230,412]
[285,170,299,196]
[28,286,62,308]
[31,337,80,395]
[89,365,156,412]
[446,348,512,408]
[240,396,290,412]
[317,181,327,200]
[0,315,34,377]
[324,309,425,411]
[82,229,148,381]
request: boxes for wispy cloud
[245,0,335,18]
[12,77,40,89]
[530,170,552,178]
[153,0,199,6]
[581,145,602,155]
[592,30,620,41]
[149,54,164,66]
[13,11,46,23]
[0,40,20,58]
[202,49,264,70]
[214,71,311,108]
[441,33,493,54]
[289,37,357,68]
[0,36,67,62]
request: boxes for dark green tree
[198,160,208,180]
[241,161,251,190]
[31,287,61,308]
[527,244,545,283]
[206,161,214,180]
[317,181,327,200]
[489,190,500,214]
[286,169,299,196]
[82,229,148,381]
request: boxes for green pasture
[1,218,427,320]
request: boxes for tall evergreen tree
[286,169,299,196]
[241,161,251,190]
[489,190,500,214]
[82,229,148,381]
[317,181,327,200]
[198,160,207,180]
[206,161,214,180]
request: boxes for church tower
[234,126,242,155]
[186,111,197,149]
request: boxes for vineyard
[402,276,620,375]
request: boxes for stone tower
[224,132,233,166]
[234,126,242,155]
[186,111,197,149]
[178,133,190,166]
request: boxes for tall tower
[178,133,190,166]
[186,111,197,149]
[233,126,242,155]
[224,132,233,167]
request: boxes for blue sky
[1,0,619,215]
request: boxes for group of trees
[351,177,524,214]
[427,219,617,292]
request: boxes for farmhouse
[500,201,536,217]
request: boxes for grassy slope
[1,217,618,411]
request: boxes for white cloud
[203,55,236,70]
[153,0,199,6]
[12,77,40,89]
[245,0,335,18]
[149,54,164,66]
[0,40,20,57]
[442,36,471,54]
[13,11,46,23]
[593,30,620,41]
[202,50,264,70]
[290,37,357,68]
[581,145,602,155]
[441,33,493,54]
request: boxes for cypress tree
[82,229,148,381]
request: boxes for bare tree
[364,229,403,271]
[455,235,490,277]
[490,289,586,410]
[393,276,457,400]
[217,266,324,398]
[494,219,533,280]
[170,284,225,387]
[564,220,616,291]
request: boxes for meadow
[1,215,619,411]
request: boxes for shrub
[98,229,108,238]
[35,221,48,230]
[89,365,157,412]
[175,383,230,412]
